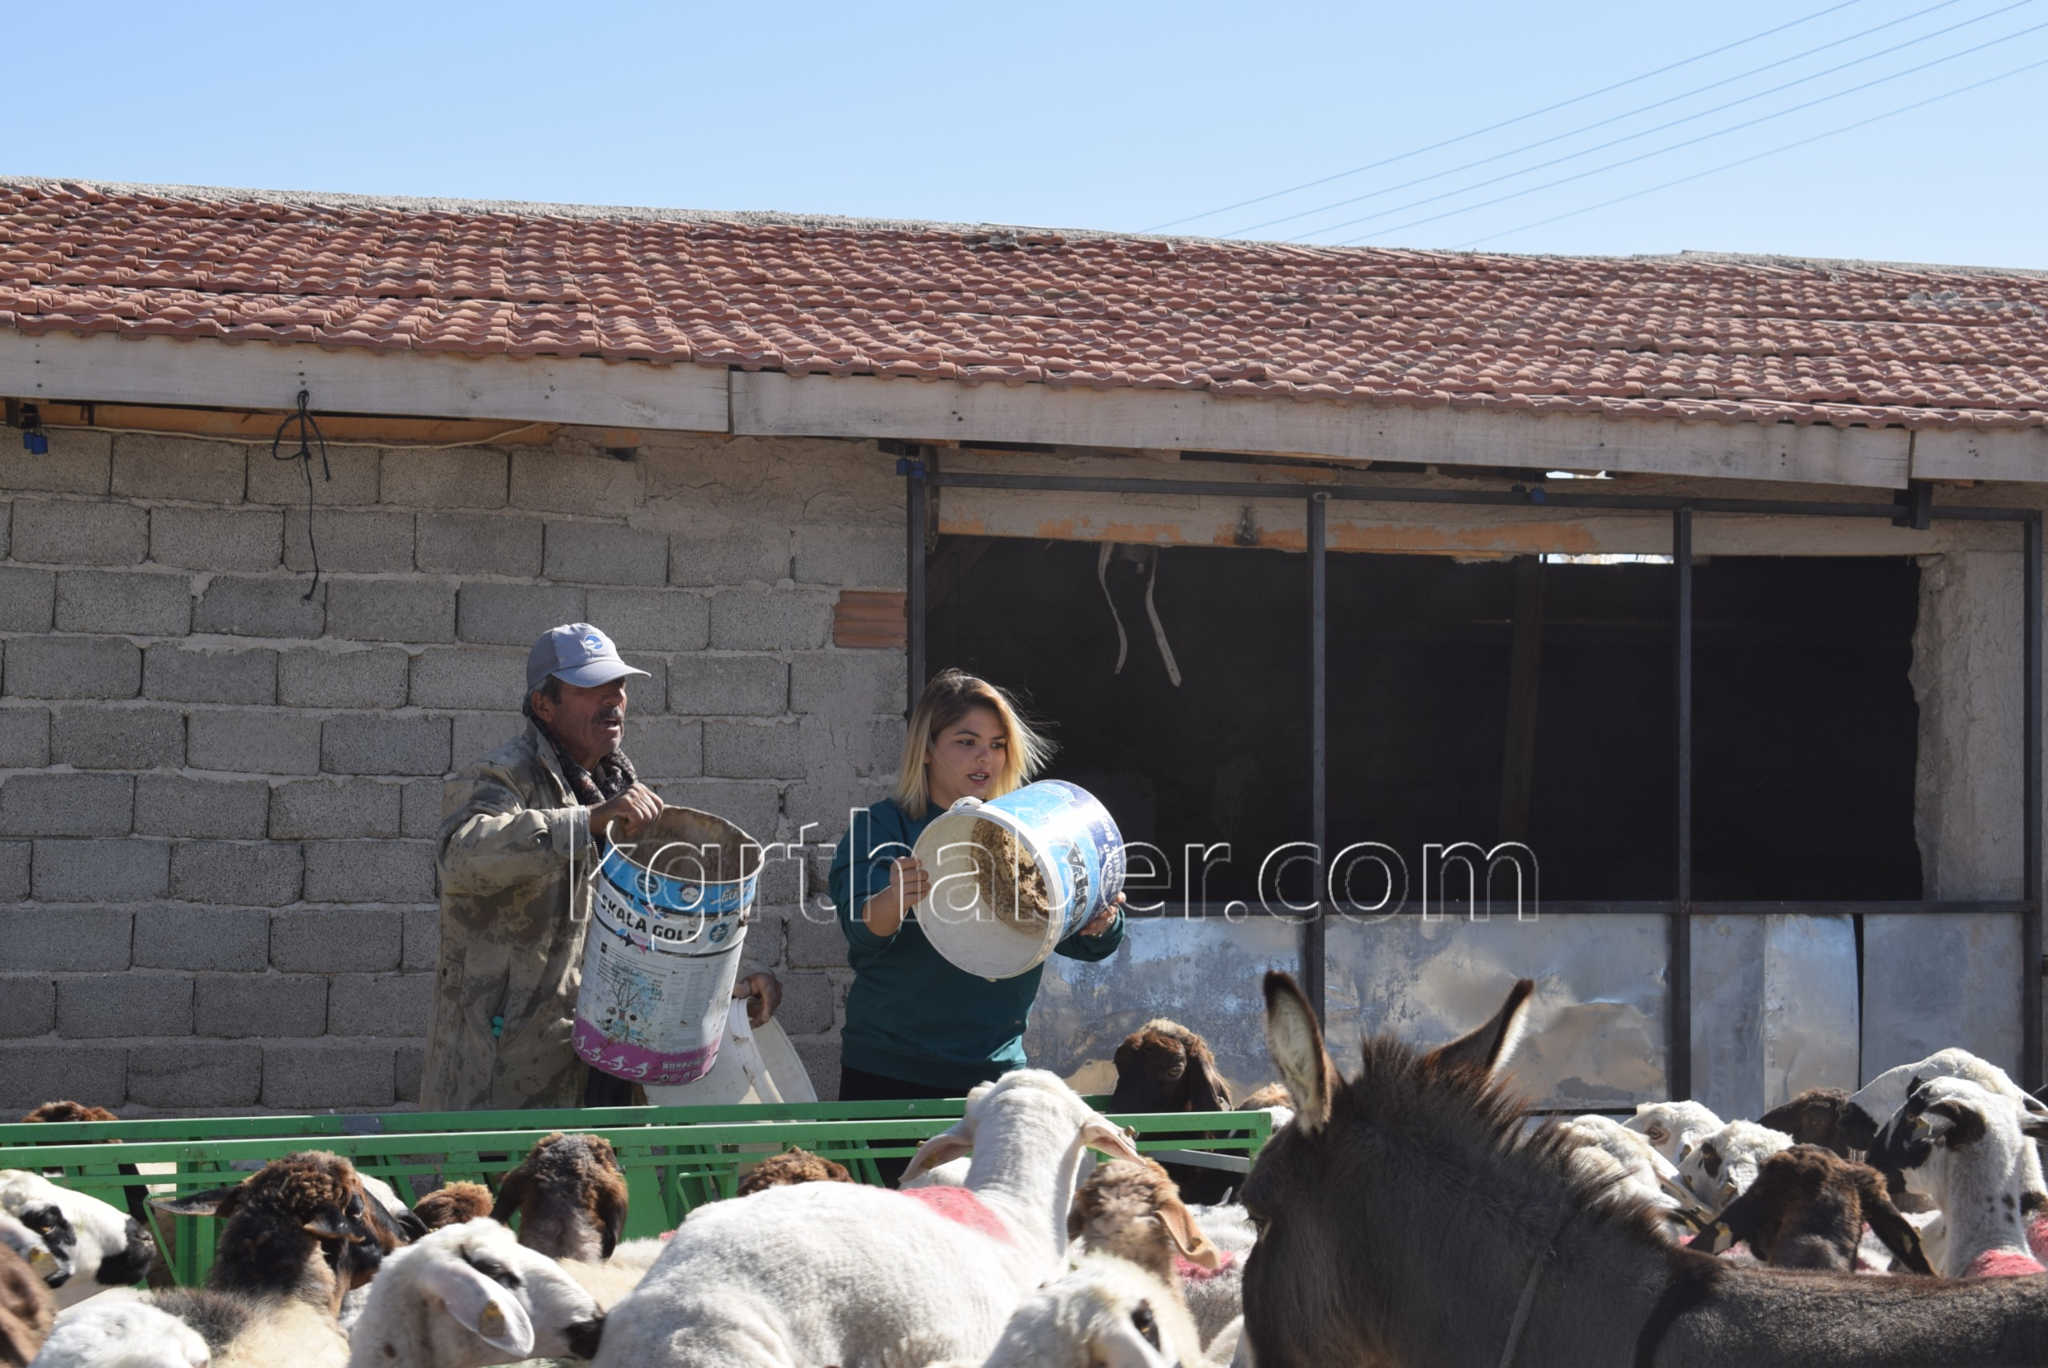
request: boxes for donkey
[1239,971,2048,1368]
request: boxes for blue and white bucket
[572,806,761,1086]
[912,779,1126,980]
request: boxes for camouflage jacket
[419,724,597,1111]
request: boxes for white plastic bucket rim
[915,795,1071,980]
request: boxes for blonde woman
[829,669,1124,1151]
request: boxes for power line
[1219,0,1983,239]
[1140,0,1867,232]
[1452,50,2048,247]
[1277,0,2032,243]
[1331,17,2048,245]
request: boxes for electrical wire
[1329,17,2048,245]
[1219,0,1993,239]
[1452,49,2048,247]
[1141,0,1866,232]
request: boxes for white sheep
[344,1219,606,1367]
[929,1254,1207,1368]
[0,1174,153,1309]
[1622,1100,1725,1167]
[0,1213,68,1291]
[1868,1076,2048,1278]
[1674,1119,1793,1212]
[594,1069,1143,1367]
[30,1293,209,1368]
[1554,1114,1712,1239]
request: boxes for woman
[830,669,1125,1129]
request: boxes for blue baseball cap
[526,623,651,693]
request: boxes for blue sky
[12,0,2044,267]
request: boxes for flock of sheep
[2,1000,2047,1366]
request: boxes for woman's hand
[1076,892,1126,938]
[861,855,930,937]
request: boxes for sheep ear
[1080,1116,1143,1165]
[1858,1171,1934,1275]
[597,1183,627,1261]
[1426,978,1536,1078]
[489,1171,530,1227]
[420,1258,536,1356]
[1185,1039,1231,1114]
[303,1206,352,1241]
[902,1122,974,1184]
[2021,1114,2048,1143]
[152,1185,240,1218]
[1263,971,1335,1134]
[1153,1196,1221,1270]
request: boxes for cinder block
[586,588,709,651]
[402,906,440,969]
[322,713,451,776]
[772,971,838,1036]
[781,777,870,851]
[739,908,786,975]
[270,907,403,973]
[670,527,790,586]
[789,652,902,721]
[0,711,46,769]
[0,567,56,631]
[0,976,54,1038]
[411,646,535,709]
[304,840,437,903]
[58,973,192,1037]
[54,570,193,636]
[262,1040,396,1109]
[195,974,328,1038]
[793,525,906,589]
[0,842,28,901]
[270,779,402,839]
[667,654,787,717]
[149,507,282,571]
[136,775,272,840]
[111,435,247,502]
[455,582,587,648]
[0,1044,126,1111]
[703,721,805,779]
[785,908,851,969]
[4,636,142,701]
[193,575,325,638]
[277,645,408,708]
[143,644,277,704]
[626,717,701,780]
[326,579,456,643]
[247,444,379,506]
[417,513,544,577]
[510,449,640,514]
[49,705,185,770]
[125,1041,263,1108]
[284,508,416,573]
[12,500,148,565]
[793,1037,842,1100]
[865,716,907,777]
[32,837,169,902]
[709,589,833,650]
[451,714,523,766]
[0,773,133,837]
[400,779,441,838]
[187,709,321,775]
[327,973,434,1036]
[395,1045,424,1103]
[380,448,509,508]
[0,430,110,495]
[169,840,303,907]
[542,523,669,586]
[650,779,782,846]
[0,907,130,971]
[133,904,272,971]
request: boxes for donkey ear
[1184,1038,1231,1114]
[1426,978,1535,1078]
[1262,971,1335,1134]
[419,1256,536,1356]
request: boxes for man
[420,623,779,1111]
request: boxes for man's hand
[733,971,782,1028]
[1076,892,1126,938]
[590,782,663,844]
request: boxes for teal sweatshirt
[829,796,1125,1092]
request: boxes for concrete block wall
[0,426,906,1114]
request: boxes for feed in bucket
[912,779,1125,980]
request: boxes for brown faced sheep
[1758,1087,1860,1159]
[0,1240,54,1368]
[409,1182,494,1231]
[1108,1020,1237,1205]
[1689,1143,1934,1274]
[736,1148,855,1197]
[492,1133,630,1262]
[1067,1157,1220,1282]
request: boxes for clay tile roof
[4,177,2046,432]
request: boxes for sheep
[1550,1114,1713,1240]
[0,1213,67,1291]
[30,1293,209,1368]
[1622,1099,1724,1166]
[1108,1021,1236,1205]
[593,1069,1145,1367]
[491,1136,628,1265]
[1067,1158,1236,1356]
[1868,1076,2048,1278]
[1,1240,54,1368]
[0,1173,154,1309]
[929,1254,1209,1368]
[343,1218,606,1367]
[1757,1087,1861,1158]
[19,1104,151,1233]
[1674,1119,1794,1211]
[734,1149,853,1198]
[1234,1085,1295,1135]
[413,1185,495,1232]
[1686,1143,1933,1274]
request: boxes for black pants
[582,1068,637,1108]
[837,1063,989,1187]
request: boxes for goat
[0,1241,53,1368]
[594,1069,1143,1367]
[0,1172,153,1308]
[413,1184,495,1232]
[734,1148,853,1197]
[1868,1076,2048,1278]
[1675,1119,1794,1211]
[1109,1019,1237,1204]
[1688,1144,1932,1273]
[491,1135,629,1264]
[30,1293,209,1368]
[1624,1100,1725,1167]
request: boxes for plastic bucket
[912,779,1125,980]
[572,806,761,1085]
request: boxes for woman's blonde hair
[892,668,1052,816]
